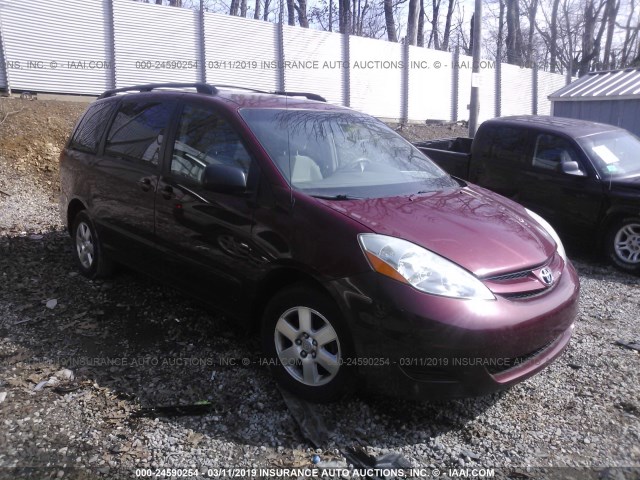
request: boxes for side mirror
[561,161,587,177]
[202,164,247,193]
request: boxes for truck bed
[413,137,472,179]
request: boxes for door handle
[138,178,152,192]
[160,185,173,200]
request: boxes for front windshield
[577,130,640,178]
[240,108,457,198]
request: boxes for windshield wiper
[310,194,361,200]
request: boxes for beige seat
[291,154,323,184]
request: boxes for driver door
[154,101,261,314]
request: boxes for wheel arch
[599,208,640,248]
[66,198,87,235]
[248,266,334,334]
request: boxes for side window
[70,101,116,153]
[105,101,175,165]
[533,134,581,172]
[170,104,252,183]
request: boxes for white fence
[0,0,567,123]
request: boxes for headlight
[524,209,567,261]
[358,234,495,300]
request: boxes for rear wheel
[71,211,113,279]
[605,217,640,274]
[261,284,355,402]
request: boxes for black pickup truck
[414,115,640,273]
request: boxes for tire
[71,211,113,279]
[261,284,356,403]
[605,217,640,274]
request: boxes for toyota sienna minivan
[60,83,579,402]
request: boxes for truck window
[532,134,580,172]
[476,126,528,165]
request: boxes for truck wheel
[605,217,640,274]
[72,211,113,279]
[261,284,355,403]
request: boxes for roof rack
[273,91,327,102]
[98,82,217,99]
[215,85,326,102]
[97,82,326,102]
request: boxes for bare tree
[417,0,425,46]
[602,0,620,68]
[384,0,398,41]
[505,0,524,64]
[263,0,271,20]
[253,0,261,18]
[294,0,310,26]
[406,0,421,45]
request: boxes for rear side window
[170,104,252,183]
[70,101,116,153]
[476,126,529,165]
[105,101,176,165]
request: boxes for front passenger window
[171,104,252,183]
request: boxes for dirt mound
[0,98,87,193]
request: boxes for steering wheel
[337,157,372,173]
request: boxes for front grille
[486,337,556,375]
[500,288,547,300]
[487,270,531,282]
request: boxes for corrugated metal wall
[501,63,533,116]
[456,54,473,121]
[283,26,344,105]
[349,36,403,119]
[204,13,279,91]
[113,0,199,87]
[407,47,451,121]
[0,0,567,122]
[537,70,566,115]
[478,60,496,123]
[0,0,111,95]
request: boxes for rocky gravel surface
[0,98,639,479]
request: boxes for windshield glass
[577,130,640,178]
[240,108,457,198]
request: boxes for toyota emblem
[540,267,554,286]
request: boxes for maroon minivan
[60,83,579,402]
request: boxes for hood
[317,186,556,277]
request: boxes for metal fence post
[199,0,207,83]
[276,5,285,91]
[401,41,409,123]
[105,0,116,89]
[495,58,501,118]
[532,63,538,115]
[451,47,459,122]
[342,31,350,107]
[0,18,10,94]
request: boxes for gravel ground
[0,98,639,479]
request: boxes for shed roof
[549,68,640,101]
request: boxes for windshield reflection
[578,130,640,178]
[240,108,457,198]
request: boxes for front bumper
[325,261,579,400]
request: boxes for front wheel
[261,284,355,403]
[605,217,640,274]
[71,211,113,279]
